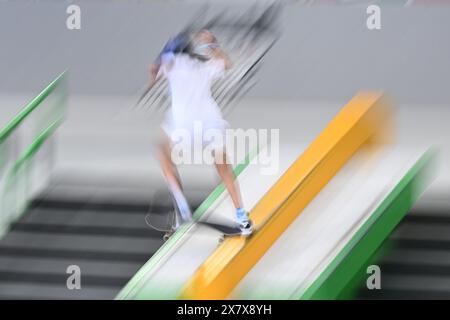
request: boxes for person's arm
[211,46,232,70]
[149,63,161,87]
[149,34,188,86]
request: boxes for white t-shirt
[160,53,229,138]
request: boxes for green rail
[299,148,436,299]
[232,148,435,300]
[0,71,68,236]
[0,71,66,144]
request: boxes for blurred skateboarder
[149,29,253,235]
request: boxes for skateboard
[145,194,182,242]
[146,211,252,242]
[145,198,252,242]
[145,209,179,242]
[197,220,252,244]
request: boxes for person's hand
[149,77,157,88]
[149,64,160,87]
[212,47,232,69]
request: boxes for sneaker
[236,207,249,224]
[235,208,253,235]
[239,219,253,236]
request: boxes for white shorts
[162,115,229,152]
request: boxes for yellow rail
[180,92,391,299]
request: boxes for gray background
[1,1,450,104]
[0,1,449,203]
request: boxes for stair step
[10,222,162,238]
[0,270,128,287]
[391,223,450,241]
[0,246,152,263]
[379,262,450,277]
[30,197,203,214]
[0,256,143,278]
[21,208,170,229]
[29,198,163,213]
[358,288,450,300]
[363,274,450,294]
[0,282,118,300]
[394,239,450,251]
[405,214,450,225]
[0,232,162,255]
[380,248,450,266]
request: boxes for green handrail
[0,71,68,237]
[10,119,62,176]
[0,70,66,144]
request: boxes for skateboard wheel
[163,233,171,242]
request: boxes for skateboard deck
[145,193,251,241]
[145,194,182,241]
[197,221,243,236]
[146,213,247,241]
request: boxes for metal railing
[0,71,68,237]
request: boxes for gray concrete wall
[1,2,450,104]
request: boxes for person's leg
[214,150,252,234]
[214,151,242,209]
[158,133,182,189]
[158,133,192,222]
